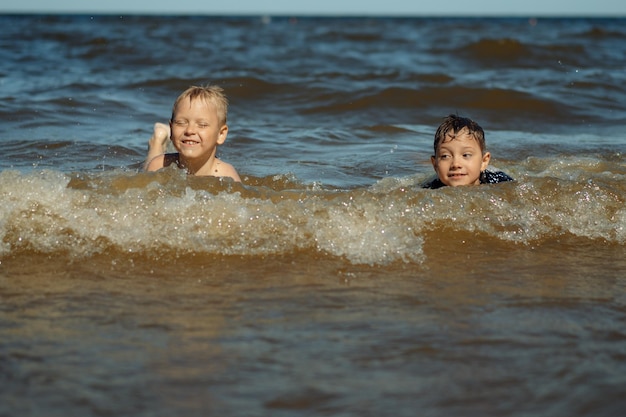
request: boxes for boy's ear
[481,152,491,171]
[430,155,437,169]
[217,125,228,145]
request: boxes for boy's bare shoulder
[215,159,241,182]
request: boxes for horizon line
[1,11,625,18]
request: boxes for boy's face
[430,129,490,186]
[170,97,227,162]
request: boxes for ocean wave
[300,85,570,128]
[457,37,590,68]
[1,158,623,265]
[578,26,626,40]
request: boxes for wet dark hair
[433,114,486,155]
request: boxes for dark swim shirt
[422,170,514,189]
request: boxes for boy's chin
[177,147,201,156]
[443,177,479,186]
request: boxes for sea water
[1,15,625,416]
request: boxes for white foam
[1,165,624,264]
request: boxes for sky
[1,0,625,16]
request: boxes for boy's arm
[145,154,166,172]
[143,122,170,171]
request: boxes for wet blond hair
[433,114,486,155]
[171,85,228,126]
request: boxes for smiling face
[431,128,491,186]
[169,97,228,170]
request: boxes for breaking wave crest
[1,154,623,265]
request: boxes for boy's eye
[173,120,188,126]
[197,123,209,128]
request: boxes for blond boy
[145,85,240,182]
